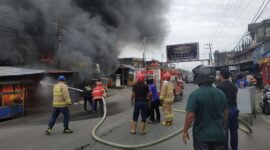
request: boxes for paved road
[0,84,270,150]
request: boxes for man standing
[46,75,73,135]
[131,73,150,135]
[83,83,94,112]
[148,79,160,123]
[183,65,228,150]
[236,74,249,88]
[160,72,174,126]
[217,68,239,150]
[92,82,105,113]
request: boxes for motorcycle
[260,86,270,115]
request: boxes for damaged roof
[0,66,45,77]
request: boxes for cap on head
[163,72,171,81]
[137,73,145,82]
[192,65,215,85]
[58,75,65,81]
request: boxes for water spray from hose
[40,81,83,93]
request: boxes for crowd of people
[130,65,245,150]
[130,72,176,134]
[44,65,257,150]
[45,76,106,135]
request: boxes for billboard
[166,42,199,63]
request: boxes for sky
[119,0,270,71]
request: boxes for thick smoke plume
[0,0,169,79]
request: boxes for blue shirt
[236,79,249,88]
[149,84,159,101]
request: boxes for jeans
[93,99,103,112]
[225,107,239,150]
[193,137,225,150]
[48,107,70,129]
[150,100,160,121]
[133,101,148,122]
[84,97,94,111]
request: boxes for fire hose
[91,98,253,149]
[39,82,253,148]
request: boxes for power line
[210,0,242,44]
[210,0,234,43]
[213,0,253,45]
[251,0,268,23]
[212,0,244,44]
[253,0,270,23]
[226,0,270,52]
[260,5,270,18]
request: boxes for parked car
[185,74,194,83]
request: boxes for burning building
[0,66,76,119]
[0,67,44,119]
[0,0,170,80]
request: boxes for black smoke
[0,0,169,79]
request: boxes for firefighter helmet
[58,75,65,81]
[137,73,145,82]
[163,72,171,81]
[192,65,215,85]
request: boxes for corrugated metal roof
[0,66,45,77]
[119,64,136,70]
[45,70,74,74]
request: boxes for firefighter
[46,75,73,135]
[160,72,175,126]
[92,82,105,113]
[130,73,150,135]
[83,83,94,112]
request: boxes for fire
[40,54,55,65]
[1,84,24,106]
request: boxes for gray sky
[119,0,270,71]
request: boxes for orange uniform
[92,85,105,101]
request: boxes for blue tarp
[0,104,23,119]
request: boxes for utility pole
[57,17,63,68]
[143,36,146,68]
[204,43,213,66]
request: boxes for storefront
[114,64,136,86]
[0,67,45,119]
[258,57,270,85]
[0,82,26,119]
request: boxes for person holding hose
[46,75,73,135]
[130,73,150,135]
[183,65,228,150]
[92,81,105,113]
[217,68,239,150]
[160,72,175,126]
[83,83,94,112]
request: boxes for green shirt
[186,85,227,142]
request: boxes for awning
[258,57,270,65]
[0,66,45,77]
